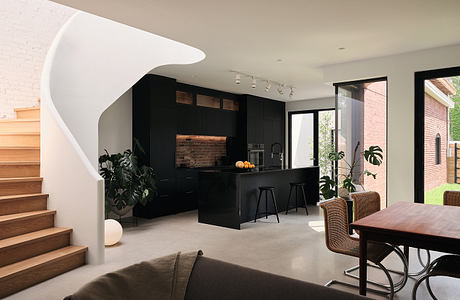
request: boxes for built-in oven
[247,144,264,167]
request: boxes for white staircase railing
[41,12,204,264]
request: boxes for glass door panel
[335,79,387,208]
[291,113,314,168]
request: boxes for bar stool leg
[285,185,293,215]
[254,190,262,222]
[270,189,280,223]
[295,186,299,212]
[265,191,268,219]
[301,185,309,216]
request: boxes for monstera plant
[319,141,383,200]
[99,144,157,217]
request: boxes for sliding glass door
[335,78,387,207]
[289,109,335,178]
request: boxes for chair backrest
[351,191,381,221]
[443,190,460,207]
[319,198,354,255]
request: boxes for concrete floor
[6,206,459,300]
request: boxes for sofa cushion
[185,256,371,300]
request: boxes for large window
[289,109,335,178]
[335,78,387,208]
[414,71,460,205]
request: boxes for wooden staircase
[0,103,87,298]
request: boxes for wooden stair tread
[0,193,48,202]
[0,146,39,149]
[0,132,40,136]
[0,227,72,249]
[13,107,40,112]
[0,245,87,279]
[0,162,40,165]
[0,119,40,123]
[0,210,55,224]
[0,177,42,183]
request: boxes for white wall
[98,88,133,219]
[0,0,74,118]
[322,44,460,206]
[286,97,335,112]
[98,88,133,156]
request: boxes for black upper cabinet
[242,95,285,165]
[177,104,202,134]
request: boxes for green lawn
[425,183,460,205]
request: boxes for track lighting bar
[230,70,294,97]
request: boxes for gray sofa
[185,256,371,300]
[65,255,372,300]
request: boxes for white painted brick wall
[0,0,75,119]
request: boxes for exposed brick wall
[424,93,448,191]
[363,81,387,208]
[0,0,75,119]
[176,135,227,168]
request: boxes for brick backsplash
[176,135,227,168]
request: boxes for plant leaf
[364,170,377,179]
[363,145,383,166]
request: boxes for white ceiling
[51,0,460,101]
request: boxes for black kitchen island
[198,167,319,229]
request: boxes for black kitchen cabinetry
[133,75,177,218]
[240,95,285,167]
[132,75,243,219]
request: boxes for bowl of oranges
[235,161,255,169]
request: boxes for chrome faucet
[270,142,284,169]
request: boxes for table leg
[404,245,409,264]
[359,231,367,296]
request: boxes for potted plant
[319,141,383,200]
[99,145,157,218]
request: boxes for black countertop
[199,166,318,175]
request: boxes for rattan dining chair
[350,191,430,283]
[412,190,460,300]
[320,198,408,299]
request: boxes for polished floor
[6,206,459,300]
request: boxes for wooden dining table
[350,201,460,296]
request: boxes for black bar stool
[285,182,308,215]
[254,186,280,223]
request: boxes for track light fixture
[277,84,284,95]
[230,70,294,97]
[265,81,271,92]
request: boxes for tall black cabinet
[133,75,178,217]
[240,95,286,167]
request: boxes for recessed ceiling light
[276,59,283,62]
[338,47,345,50]
[235,73,241,84]
[251,77,256,88]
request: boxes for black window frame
[414,66,460,203]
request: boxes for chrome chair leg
[325,279,393,297]
[343,245,408,293]
[412,256,444,300]
[408,248,431,277]
[327,259,396,299]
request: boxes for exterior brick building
[424,79,456,191]
[363,81,387,207]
